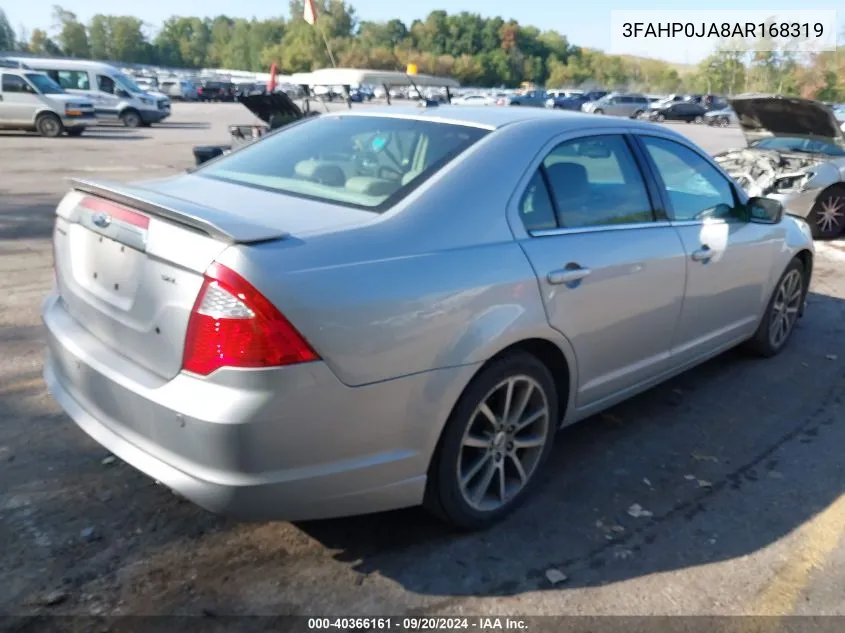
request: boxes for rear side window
[199,115,489,211]
[542,135,654,228]
[53,70,90,90]
[1,74,27,93]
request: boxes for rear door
[0,74,39,124]
[514,130,688,407]
[633,133,779,364]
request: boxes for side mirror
[748,196,784,224]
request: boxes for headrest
[345,177,398,197]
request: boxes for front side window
[25,73,64,94]
[97,75,116,94]
[541,134,654,228]
[199,115,489,211]
[640,136,742,221]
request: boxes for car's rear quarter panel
[214,119,566,388]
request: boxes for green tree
[29,28,62,55]
[52,6,90,57]
[0,7,17,51]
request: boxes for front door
[516,133,688,407]
[95,75,122,122]
[634,133,779,364]
[0,74,40,125]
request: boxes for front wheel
[632,110,643,119]
[656,113,665,122]
[745,258,806,357]
[35,113,63,138]
[593,108,604,115]
[808,185,845,239]
[425,352,559,530]
[121,109,142,128]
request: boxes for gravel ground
[1,102,844,622]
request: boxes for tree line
[0,2,843,100]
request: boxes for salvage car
[43,107,814,530]
[705,107,737,127]
[192,91,315,166]
[714,94,845,239]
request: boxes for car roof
[330,105,684,136]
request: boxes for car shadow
[151,122,211,130]
[292,288,845,598]
[0,197,57,241]
[2,266,844,614]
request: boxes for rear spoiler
[71,178,289,244]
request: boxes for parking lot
[2,102,845,618]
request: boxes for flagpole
[317,24,337,68]
[304,0,336,68]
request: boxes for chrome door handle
[548,266,591,285]
[691,246,711,262]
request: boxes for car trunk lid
[53,179,296,381]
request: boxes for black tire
[66,127,85,137]
[745,258,806,357]
[424,351,559,530]
[593,108,604,114]
[632,110,643,119]
[656,113,665,122]
[694,115,704,124]
[717,117,728,127]
[35,113,63,138]
[807,185,845,239]
[121,109,142,128]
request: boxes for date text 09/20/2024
[621,22,824,39]
[307,618,528,631]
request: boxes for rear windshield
[198,115,490,211]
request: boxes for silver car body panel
[43,106,815,521]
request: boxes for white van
[2,57,170,127]
[0,69,96,136]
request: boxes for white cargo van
[2,57,170,127]
[0,69,96,136]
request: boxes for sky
[4,0,843,65]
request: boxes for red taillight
[182,262,319,376]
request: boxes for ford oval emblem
[92,212,111,228]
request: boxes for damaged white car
[714,95,845,239]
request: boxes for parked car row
[0,56,171,134]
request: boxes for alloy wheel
[768,269,803,350]
[816,194,844,235]
[457,375,550,512]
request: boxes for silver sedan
[43,106,814,530]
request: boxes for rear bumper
[42,294,474,521]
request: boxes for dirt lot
[2,103,845,619]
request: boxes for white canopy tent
[290,67,460,107]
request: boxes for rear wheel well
[485,338,571,425]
